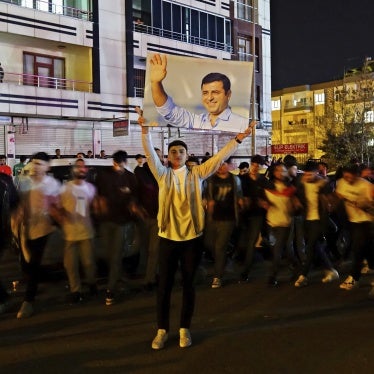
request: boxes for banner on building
[113,120,129,137]
[143,53,253,133]
[271,143,308,154]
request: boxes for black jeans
[301,220,333,276]
[350,222,374,281]
[21,235,49,302]
[157,237,202,331]
[268,226,295,278]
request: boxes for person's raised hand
[150,54,167,83]
[135,106,148,134]
[236,120,257,142]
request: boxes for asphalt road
[1,251,374,374]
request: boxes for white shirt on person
[60,180,96,241]
[336,177,373,223]
[156,95,249,133]
[19,175,61,240]
[265,181,293,228]
[304,180,324,221]
[158,165,198,241]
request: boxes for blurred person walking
[12,152,61,318]
[59,159,98,303]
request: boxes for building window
[237,36,251,61]
[23,52,65,88]
[20,0,92,20]
[133,0,231,52]
[237,0,254,22]
[364,110,374,123]
[237,35,259,71]
[134,68,146,98]
[314,93,325,104]
[271,99,280,111]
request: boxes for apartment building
[0,0,271,166]
[271,59,374,165]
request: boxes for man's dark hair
[168,140,188,152]
[283,154,298,168]
[238,161,249,169]
[20,155,27,163]
[112,150,128,163]
[201,72,231,94]
[343,164,360,176]
[251,154,264,165]
[33,152,49,162]
[304,160,318,172]
[187,156,200,165]
[135,153,144,160]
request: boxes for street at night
[1,253,374,374]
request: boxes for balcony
[2,71,92,92]
[133,22,232,53]
[284,98,313,112]
[1,0,93,21]
[237,51,259,71]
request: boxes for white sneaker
[322,269,339,283]
[339,276,359,290]
[211,277,222,289]
[151,329,168,350]
[17,301,34,319]
[294,275,308,288]
[179,328,192,348]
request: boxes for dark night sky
[270,0,374,90]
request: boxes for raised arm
[135,107,166,179]
[197,121,256,179]
[150,54,168,107]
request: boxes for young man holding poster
[149,53,250,133]
[136,108,255,350]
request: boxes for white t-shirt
[19,175,61,239]
[158,165,199,241]
[304,181,323,221]
[60,181,96,241]
[336,177,373,223]
[265,181,293,227]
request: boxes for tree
[318,58,374,169]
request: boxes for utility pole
[251,3,256,156]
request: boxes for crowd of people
[0,126,373,349]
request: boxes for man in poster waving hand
[149,53,251,133]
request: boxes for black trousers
[301,220,333,276]
[21,235,49,302]
[350,222,374,281]
[157,237,202,331]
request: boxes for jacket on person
[142,133,240,236]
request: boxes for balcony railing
[284,98,314,111]
[1,72,92,92]
[1,0,93,21]
[133,22,232,53]
[237,51,259,71]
